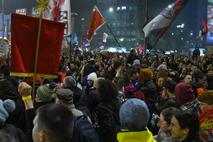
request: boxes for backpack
[180,99,200,116]
[72,115,99,142]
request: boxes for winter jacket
[95,102,121,142]
[199,109,213,142]
[117,129,156,142]
[154,131,178,142]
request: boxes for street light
[190,32,193,36]
[109,7,114,13]
[168,5,172,8]
[120,38,124,42]
[177,23,185,28]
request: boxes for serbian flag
[87,6,106,42]
[199,19,208,37]
[10,13,65,78]
[143,0,189,39]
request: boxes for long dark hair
[161,107,179,126]
[174,111,200,141]
[96,79,118,103]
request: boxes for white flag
[103,32,108,43]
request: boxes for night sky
[0,0,207,48]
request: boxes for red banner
[10,13,65,78]
[87,6,106,41]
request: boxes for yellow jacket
[117,129,156,142]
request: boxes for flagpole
[106,23,122,48]
[1,0,4,47]
[144,0,148,54]
[32,8,44,99]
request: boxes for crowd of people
[0,49,212,142]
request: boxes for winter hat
[138,68,153,84]
[63,76,76,88]
[157,63,168,71]
[119,98,150,131]
[0,99,16,125]
[87,72,97,82]
[199,90,213,105]
[55,89,74,106]
[175,82,195,106]
[36,84,55,102]
[133,59,140,66]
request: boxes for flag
[47,0,70,34]
[10,13,65,78]
[136,45,144,53]
[87,6,106,41]
[199,19,208,37]
[71,32,78,45]
[143,0,189,39]
[103,32,108,43]
[84,39,90,47]
[60,0,71,34]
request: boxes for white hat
[87,72,97,82]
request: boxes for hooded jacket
[117,129,156,142]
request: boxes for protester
[155,107,179,142]
[170,111,203,142]
[94,79,120,142]
[198,90,213,142]
[117,98,156,142]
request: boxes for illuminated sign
[16,9,27,15]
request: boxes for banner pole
[32,9,43,100]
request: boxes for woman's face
[170,116,188,141]
[159,113,169,132]
[157,77,164,88]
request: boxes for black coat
[0,123,26,142]
[95,101,121,142]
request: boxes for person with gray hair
[55,88,84,117]
[117,98,156,142]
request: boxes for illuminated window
[16,9,27,15]
[121,6,127,10]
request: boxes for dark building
[0,0,37,15]
[95,0,143,49]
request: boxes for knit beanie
[175,82,195,105]
[87,72,97,82]
[0,99,16,126]
[157,63,168,71]
[36,84,55,102]
[119,98,150,131]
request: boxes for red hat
[175,82,195,106]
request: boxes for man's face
[33,114,48,142]
[184,75,192,85]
